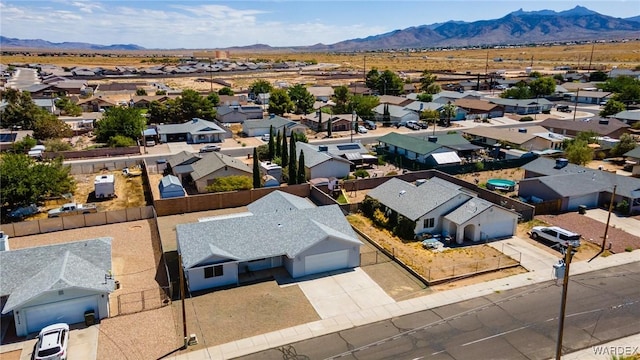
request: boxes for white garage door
[25,296,99,334]
[480,218,516,240]
[304,250,349,276]
[567,193,598,210]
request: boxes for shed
[159,175,186,199]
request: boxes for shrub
[353,169,370,178]
[372,208,388,228]
[475,162,485,171]
[377,156,386,166]
[595,151,606,160]
[519,116,534,122]
[44,138,72,152]
[625,247,633,252]
[108,135,136,147]
[386,171,398,176]
[615,200,629,214]
[361,196,380,218]
[393,217,416,241]
[206,175,252,193]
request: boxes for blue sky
[1,1,638,49]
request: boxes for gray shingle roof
[189,152,252,181]
[366,178,467,220]
[624,146,640,158]
[522,157,640,198]
[529,174,608,197]
[539,118,629,136]
[0,238,113,313]
[242,115,300,130]
[297,142,352,168]
[156,118,225,136]
[248,191,316,214]
[444,198,493,224]
[177,199,360,269]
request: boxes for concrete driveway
[584,208,640,237]
[296,267,395,319]
[12,325,99,360]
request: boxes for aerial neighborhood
[1,5,640,360]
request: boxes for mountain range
[2,6,639,52]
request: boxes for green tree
[350,94,380,121]
[207,92,220,107]
[275,130,281,157]
[252,147,261,188]
[267,125,275,159]
[135,88,147,96]
[297,151,306,184]
[589,70,608,82]
[288,138,297,185]
[0,154,75,208]
[610,133,637,157]
[599,99,626,117]
[377,70,404,95]
[44,138,73,152]
[94,107,146,143]
[176,89,216,121]
[529,77,557,97]
[55,97,82,116]
[424,83,441,94]
[288,84,315,115]
[281,130,288,166]
[441,102,457,127]
[420,109,440,122]
[0,89,49,130]
[11,136,37,154]
[205,175,252,193]
[332,85,351,114]
[248,79,273,99]
[156,90,167,95]
[268,88,295,116]
[32,116,73,140]
[218,87,234,96]
[598,76,640,104]
[419,70,438,92]
[553,74,565,82]
[564,139,594,165]
[107,135,136,147]
[416,93,433,102]
[382,104,391,127]
[500,84,533,99]
[393,217,416,241]
[365,68,381,90]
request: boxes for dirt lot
[347,214,523,283]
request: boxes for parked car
[34,323,69,360]
[261,134,270,142]
[556,105,572,113]
[406,121,421,130]
[530,226,581,248]
[145,140,156,147]
[357,125,368,134]
[47,203,98,218]
[395,121,407,128]
[8,203,42,220]
[364,120,377,130]
[199,144,221,153]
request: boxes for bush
[361,196,380,218]
[386,171,398,176]
[615,200,629,214]
[353,169,370,178]
[475,162,485,171]
[108,135,136,147]
[372,208,388,228]
[393,217,416,241]
[519,116,534,122]
[206,175,252,193]
[595,151,607,160]
[44,139,72,152]
[625,247,633,252]
[377,156,386,166]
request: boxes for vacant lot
[347,214,523,283]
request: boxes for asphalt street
[236,262,640,360]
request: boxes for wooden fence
[0,206,154,237]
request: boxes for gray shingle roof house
[216,104,264,123]
[539,117,629,138]
[612,110,640,126]
[242,115,307,137]
[373,104,419,124]
[296,142,353,180]
[176,191,361,292]
[519,157,640,214]
[366,178,518,243]
[488,98,554,114]
[157,118,228,144]
[190,152,252,193]
[0,238,114,336]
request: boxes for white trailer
[94,174,116,198]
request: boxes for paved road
[6,67,40,89]
[237,262,640,360]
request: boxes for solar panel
[336,144,360,150]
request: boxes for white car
[530,226,581,248]
[261,134,271,142]
[34,323,69,360]
[357,126,368,134]
[199,144,221,153]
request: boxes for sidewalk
[168,247,639,360]
[559,333,640,359]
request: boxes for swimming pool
[486,178,516,191]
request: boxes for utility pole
[178,254,188,349]
[555,244,573,360]
[587,43,595,73]
[572,88,580,121]
[589,185,617,262]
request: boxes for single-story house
[377,95,414,107]
[519,157,640,214]
[242,115,307,137]
[432,91,483,104]
[462,125,567,152]
[216,104,264,123]
[307,86,334,102]
[367,178,517,243]
[176,191,362,292]
[297,142,353,180]
[157,118,228,144]
[189,152,253,193]
[301,113,354,132]
[33,98,57,114]
[454,99,505,119]
[76,96,118,112]
[488,98,554,114]
[564,90,613,104]
[377,132,482,165]
[623,147,640,176]
[166,151,202,182]
[539,117,630,138]
[159,175,186,199]
[130,95,173,109]
[373,104,419,124]
[611,110,640,127]
[0,238,114,336]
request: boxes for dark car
[556,105,572,113]
[395,121,407,128]
[8,204,41,220]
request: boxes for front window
[204,265,224,278]
[423,218,435,228]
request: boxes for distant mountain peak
[559,5,600,16]
[508,5,600,18]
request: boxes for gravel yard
[537,212,640,254]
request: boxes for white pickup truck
[48,203,98,218]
